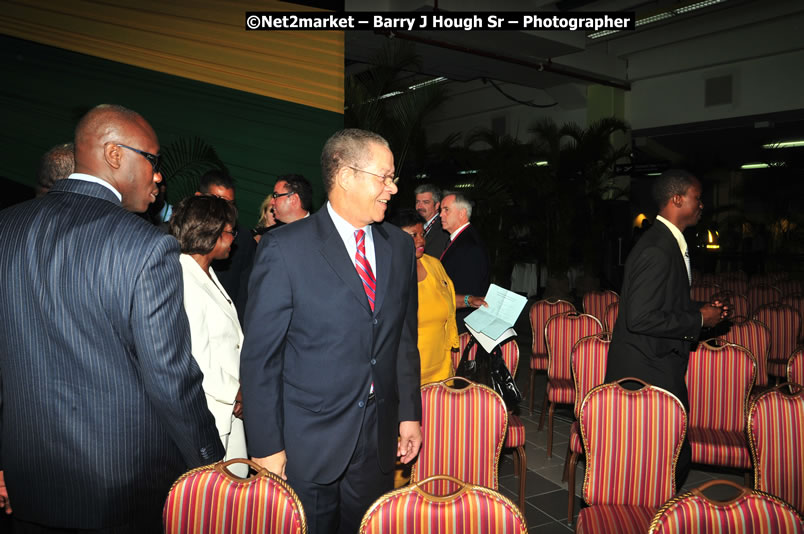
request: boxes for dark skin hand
[233,389,243,419]
[701,299,730,328]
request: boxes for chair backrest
[545,312,603,382]
[718,276,748,296]
[359,475,527,534]
[647,479,804,533]
[789,348,804,385]
[754,304,801,363]
[529,299,575,358]
[748,284,782,314]
[777,280,803,295]
[571,333,611,419]
[412,378,508,494]
[690,283,719,304]
[718,318,771,387]
[686,341,756,432]
[748,384,804,515]
[455,333,519,376]
[581,379,686,507]
[603,301,619,332]
[582,290,619,325]
[163,459,307,534]
[781,294,804,342]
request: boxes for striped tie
[355,229,376,311]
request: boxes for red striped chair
[564,333,610,523]
[582,290,619,326]
[789,348,804,385]
[777,280,803,296]
[685,342,756,475]
[163,459,307,534]
[604,301,619,332]
[755,304,801,381]
[781,294,804,343]
[576,379,687,534]
[412,378,507,496]
[712,290,749,321]
[647,479,804,533]
[748,284,782,314]
[718,317,771,388]
[748,383,804,515]
[359,475,527,534]
[690,283,719,304]
[454,334,527,513]
[528,299,575,414]
[718,276,747,296]
[540,312,603,458]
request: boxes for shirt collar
[449,222,471,241]
[68,173,122,202]
[326,201,372,240]
[656,215,688,255]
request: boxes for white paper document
[464,284,528,353]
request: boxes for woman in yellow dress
[392,209,460,384]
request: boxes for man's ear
[104,143,122,170]
[672,194,683,208]
[336,166,353,192]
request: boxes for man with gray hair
[414,183,449,256]
[35,142,74,197]
[439,191,490,333]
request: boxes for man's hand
[398,421,422,464]
[251,451,287,480]
[700,302,724,328]
[711,299,731,320]
[233,389,243,419]
[0,470,11,514]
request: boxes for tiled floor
[504,339,748,533]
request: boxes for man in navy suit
[240,129,422,534]
[0,104,223,532]
[439,191,491,333]
[606,169,728,486]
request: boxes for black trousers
[288,399,393,534]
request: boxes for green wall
[0,35,342,226]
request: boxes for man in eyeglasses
[0,104,223,531]
[271,174,312,225]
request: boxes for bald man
[0,104,223,532]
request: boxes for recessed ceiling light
[589,0,728,39]
[762,140,804,149]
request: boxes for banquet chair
[647,479,804,533]
[718,276,748,296]
[690,283,719,304]
[528,299,575,414]
[454,334,526,513]
[777,279,803,296]
[540,311,602,457]
[564,332,610,523]
[717,317,771,389]
[748,383,804,515]
[163,459,307,534]
[358,475,527,534]
[748,284,782,314]
[789,348,804,385]
[575,378,686,534]
[781,294,804,342]
[754,304,801,381]
[412,377,507,496]
[582,290,618,326]
[685,341,755,479]
[603,301,619,332]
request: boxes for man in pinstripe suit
[0,104,223,532]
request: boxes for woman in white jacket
[169,195,247,475]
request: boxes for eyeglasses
[271,191,295,199]
[117,144,161,174]
[222,229,238,238]
[347,166,399,185]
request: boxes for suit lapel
[317,211,374,314]
[373,224,391,316]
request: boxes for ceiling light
[741,163,769,169]
[762,140,804,149]
[589,0,728,39]
[457,169,478,175]
[525,161,549,167]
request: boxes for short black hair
[169,195,238,255]
[652,169,698,209]
[37,142,74,194]
[198,169,235,193]
[279,174,313,211]
[390,208,426,229]
[320,128,389,194]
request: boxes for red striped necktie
[354,229,376,311]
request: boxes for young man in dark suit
[605,169,728,486]
[240,129,422,534]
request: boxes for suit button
[371,359,376,365]
[358,401,365,408]
[236,344,240,349]
[373,318,378,325]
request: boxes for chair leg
[568,451,579,524]
[538,390,548,430]
[562,442,571,481]
[514,446,527,515]
[528,369,536,415]
[547,402,555,458]
[512,446,520,476]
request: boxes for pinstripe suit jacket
[0,178,223,529]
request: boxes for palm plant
[159,136,228,203]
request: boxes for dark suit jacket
[0,179,223,529]
[605,220,702,408]
[439,224,491,331]
[240,207,421,484]
[423,214,449,258]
